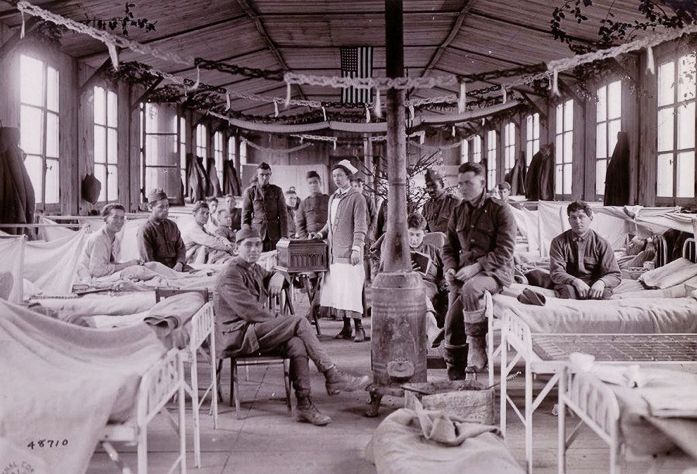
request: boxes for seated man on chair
[549,200,621,300]
[216,227,370,426]
[443,162,516,379]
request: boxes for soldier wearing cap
[422,168,461,234]
[137,188,187,271]
[216,226,369,426]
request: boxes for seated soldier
[214,208,236,243]
[549,200,621,300]
[137,189,188,271]
[182,201,234,264]
[216,227,370,426]
[81,203,141,278]
[205,197,219,233]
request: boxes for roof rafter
[421,0,475,77]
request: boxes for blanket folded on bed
[364,407,523,474]
[0,299,166,474]
[640,258,697,289]
[143,292,205,349]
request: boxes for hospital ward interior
[4,0,697,473]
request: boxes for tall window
[504,122,516,176]
[20,55,60,207]
[657,54,696,202]
[471,135,482,163]
[214,131,224,184]
[460,138,469,164]
[486,130,497,188]
[525,113,540,167]
[555,99,574,197]
[596,80,622,198]
[178,116,186,193]
[141,103,178,201]
[93,86,118,202]
[228,135,236,163]
[240,139,247,165]
[196,124,207,159]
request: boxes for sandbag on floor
[364,407,524,474]
[0,299,166,474]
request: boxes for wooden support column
[382,0,409,272]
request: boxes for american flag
[340,46,373,104]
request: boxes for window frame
[214,131,224,185]
[504,122,516,176]
[19,53,60,210]
[486,129,497,189]
[555,99,574,200]
[93,85,119,203]
[595,80,622,201]
[470,135,482,163]
[525,113,540,168]
[656,53,696,206]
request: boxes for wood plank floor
[86,293,696,473]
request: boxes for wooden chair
[154,287,217,469]
[99,349,186,474]
[216,287,293,419]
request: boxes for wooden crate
[403,380,494,425]
[276,238,328,273]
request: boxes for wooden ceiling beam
[0,0,73,20]
[470,11,597,45]
[421,0,475,77]
[0,16,41,62]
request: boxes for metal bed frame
[99,348,187,474]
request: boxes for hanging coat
[186,154,208,202]
[505,151,527,196]
[0,127,35,234]
[603,131,630,206]
[223,160,242,196]
[206,157,222,197]
[524,146,554,201]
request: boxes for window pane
[657,108,675,152]
[596,158,607,196]
[94,125,106,163]
[677,101,695,150]
[460,139,468,163]
[555,135,563,164]
[597,85,607,122]
[46,112,59,158]
[564,100,574,131]
[20,55,44,107]
[94,87,106,126]
[656,153,674,197]
[556,104,563,133]
[596,123,607,159]
[21,106,44,155]
[25,154,43,204]
[678,53,696,102]
[108,164,118,201]
[45,159,59,204]
[564,132,573,164]
[555,164,563,195]
[563,164,572,195]
[608,119,621,154]
[533,114,539,136]
[108,128,118,164]
[608,80,622,119]
[676,151,695,198]
[107,90,118,127]
[46,67,59,113]
[94,163,107,202]
[658,61,676,107]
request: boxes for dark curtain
[206,157,222,197]
[603,131,630,206]
[222,160,242,196]
[505,151,527,195]
[524,146,554,201]
[186,154,208,202]
[0,127,35,234]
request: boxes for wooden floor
[86,295,696,473]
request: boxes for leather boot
[443,343,468,381]
[465,335,487,373]
[334,317,353,339]
[324,366,370,396]
[294,396,331,426]
[353,319,366,342]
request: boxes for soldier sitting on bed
[549,200,621,300]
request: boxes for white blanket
[640,257,697,289]
[0,299,166,474]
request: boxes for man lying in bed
[216,227,370,426]
[549,200,621,300]
[81,203,141,278]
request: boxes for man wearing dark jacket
[242,162,288,251]
[422,168,460,234]
[216,227,369,426]
[443,162,517,378]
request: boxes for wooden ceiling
[0,0,653,117]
